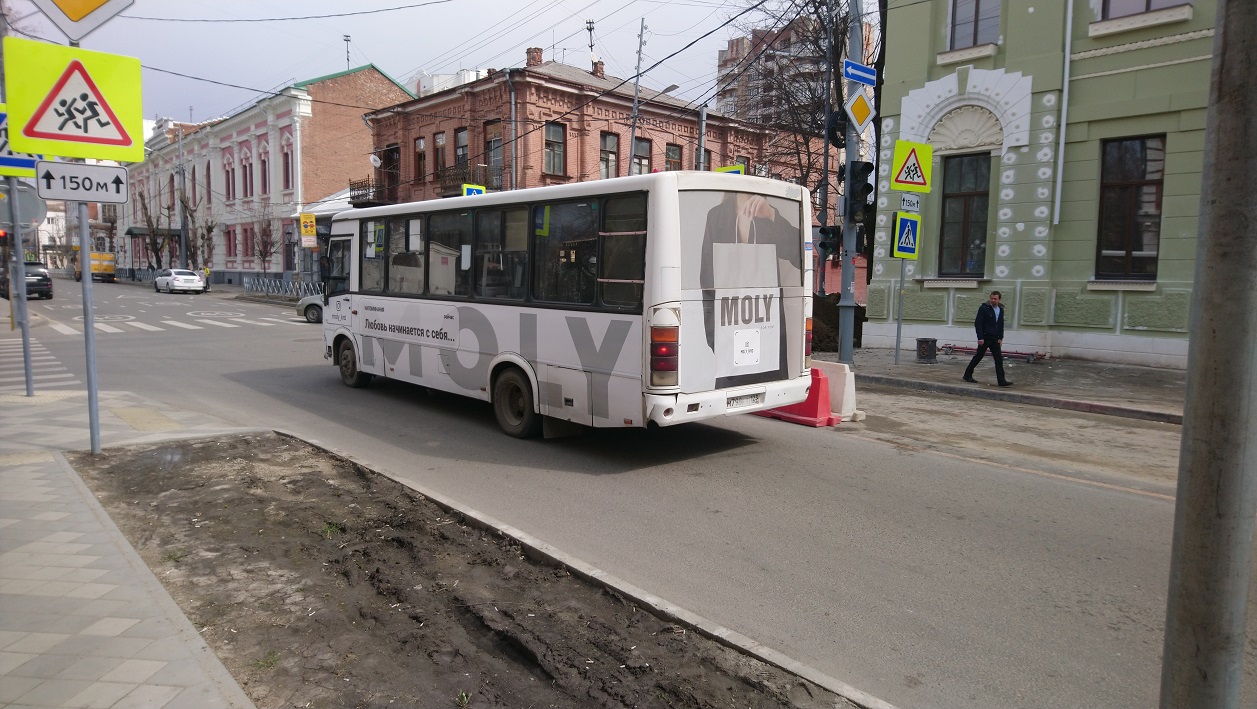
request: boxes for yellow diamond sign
[843,88,876,135]
[30,0,133,41]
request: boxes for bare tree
[727,0,888,214]
[250,200,279,277]
[136,188,175,271]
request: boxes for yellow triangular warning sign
[23,60,132,147]
[894,148,927,187]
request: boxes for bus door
[323,236,352,327]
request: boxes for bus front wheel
[493,368,541,438]
[337,340,373,388]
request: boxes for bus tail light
[805,317,813,366]
[650,325,679,386]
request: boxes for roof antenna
[586,19,596,63]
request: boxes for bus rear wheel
[493,368,541,438]
[337,340,373,388]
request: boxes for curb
[854,374,1183,425]
[55,452,257,709]
[273,428,900,709]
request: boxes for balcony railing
[348,177,399,206]
[437,163,506,195]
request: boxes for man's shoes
[998,381,1013,387]
[962,376,977,383]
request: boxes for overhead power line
[120,1,455,23]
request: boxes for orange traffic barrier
[753,367,839,427]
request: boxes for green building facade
[865,0,1214,367]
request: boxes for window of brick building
[938,153,991,277]
[434,132,447,173]
[205,161,211,203]
[544,123,566,175]
[951,0,1000,49]
[259,151,269,195]
[665,144,682,171]
[455,128,468,166]
[414,137,427,182]
[282,145,292,190]
[1096,136,1165,280]
[630,138,651,175]
[600,132,619,179]
[225,228,237,257]
[485,122,503,188]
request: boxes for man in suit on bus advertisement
[691,191,803,389]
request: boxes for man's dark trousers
[965,338,1007,384]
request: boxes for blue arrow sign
[843,59,877,87]
[0,109,41,177]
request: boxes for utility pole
[628,19,645,175]
[838,0,863,363]
[696,104,707,170]
[343,35,351,71]
[1159,1,1257,707]
[817,0,835,296]
[586,19,595,63]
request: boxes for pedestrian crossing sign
[892,212,921,260]
[3,37,142,161]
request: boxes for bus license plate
[727,393,762,409]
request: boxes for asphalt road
[8,279,1256,709]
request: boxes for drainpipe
[1052,0,1074,225]
[507,70,519,190]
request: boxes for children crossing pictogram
[894,148,926,186]
[23,60,131,146]
[890,139,933,193]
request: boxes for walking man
[963,290,1012,387]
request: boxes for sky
[8,0,772,131]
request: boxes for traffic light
[816,226,841,261]
[825,111,846,149]
[847,160,875,224]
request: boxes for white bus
[322,171,814,437]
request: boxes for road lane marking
[161,321,202,329]
[0,372,75,383]
[259,317,303,325]
[124,321,164,331]
[196,319,239,328]
[230,318,274,326]
[93,323,125,333]
[48,322,79,335]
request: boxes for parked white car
[296,294,323,323]
[154,269,206,294]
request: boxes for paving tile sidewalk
[818,346,1187,424]
[0,389,258,709]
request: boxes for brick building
[353,48,796,207]
[119,65,413,284]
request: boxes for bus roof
[331,171,807,223]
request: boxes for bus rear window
[678,191,802,291]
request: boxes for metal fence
[243,278,324,298]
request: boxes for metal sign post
[5,175,33,395]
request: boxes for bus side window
[429,211,472,297]
[388,216,425,295]
[532,201,596,305]
[600,194,647,309]
[325,238,350,296]
[475,207,528,300]
[361,220,385,292]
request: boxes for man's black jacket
[974,302,1005,341]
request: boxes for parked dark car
[1,261,53,300]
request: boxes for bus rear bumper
[644,374,812,427]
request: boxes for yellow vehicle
[72,246,116,283]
